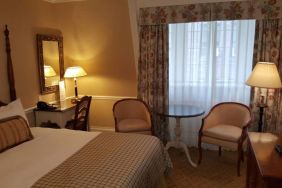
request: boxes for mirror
[37,34,64,94]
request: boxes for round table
[156,104,205,167]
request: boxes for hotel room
[0,0,282,187]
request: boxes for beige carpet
[165,148,246,188]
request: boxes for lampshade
[246,62,282,89]
[64,66,87,78]
[44,65,56,77]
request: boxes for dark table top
[155,104,205,118]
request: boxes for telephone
[37,101,56,111]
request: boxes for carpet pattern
[165,148,246,188]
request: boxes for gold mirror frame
[37,34,64,94]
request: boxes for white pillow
[0,99,29,125]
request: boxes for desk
[246,132,282,188]
[156,104,204,167]
[34,99,76,128]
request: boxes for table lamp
[246,62,282,132]
[44,65,56,78]
[64,66,87,99]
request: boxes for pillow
[0,99,29,125]
[0,115,33,153]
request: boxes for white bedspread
[0,127,101,188]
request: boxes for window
[169,20,256,108]
[168,20,256,146]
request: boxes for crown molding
[137,0,247,8]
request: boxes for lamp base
[256,103,267,132]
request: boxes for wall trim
[90,95,136,100]
[24,95,137,112]
[78,95,136,101]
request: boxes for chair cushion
[203,124,242,142]
[117,118,151,132]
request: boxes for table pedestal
[165,117,197,167]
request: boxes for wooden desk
[246,132,282,188]
[34,99,76,128]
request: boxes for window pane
[169,20,256,108]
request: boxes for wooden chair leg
[241,151,244,162]
[237,143,242,176]
[198,136,202,165]
[218,146,222,156]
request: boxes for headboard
[0,25,17,106]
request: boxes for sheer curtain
[169,20,256,147]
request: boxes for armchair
[112,98,153,135]
[198,102,251,176]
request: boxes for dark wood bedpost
[4,25,16,101]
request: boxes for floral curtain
[138,25,169,142]
[139,0,282,26]
[252,19,282,134]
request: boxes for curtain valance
[139,0,282,25]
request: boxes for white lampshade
[64,66,87,78]
[44,65,56,77]
[246,62,282,89]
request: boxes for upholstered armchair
[112,99,153,135]
[198,102,251,176]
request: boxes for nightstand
[34,99,76,128]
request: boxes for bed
[0,26,172,188]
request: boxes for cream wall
[0,0,137,129]
[52,0,137,128]
[0,0,59,107]
[53,0,136,97]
